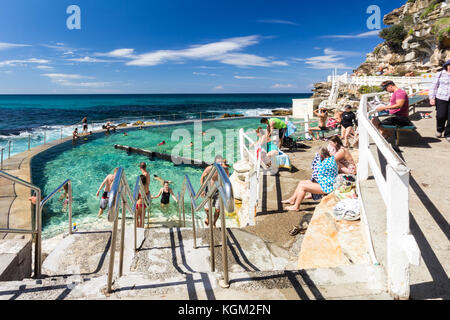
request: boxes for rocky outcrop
[357,0,449,75]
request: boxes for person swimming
[152,180,178,207]
[157,140,166,146]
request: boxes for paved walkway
[360,104,449,300]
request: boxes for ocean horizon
[0,93,311,156]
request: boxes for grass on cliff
[358,85,384,94]
[432,17,450,42]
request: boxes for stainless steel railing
[39,179,73,235]
[0,171,74,278]
[178,162,234,288]
[106,167,152,293]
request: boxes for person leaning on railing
[429,60,450,142]
[371,80,412,139]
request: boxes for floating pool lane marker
[114,144,211,169]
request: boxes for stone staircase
[0,226,391,300]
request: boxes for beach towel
[333,198,360,221]
[326,118,338,129]
[285,121,297,137]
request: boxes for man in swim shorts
[201,155,230,228]
[96,168,118,217]
[308,108,329,140]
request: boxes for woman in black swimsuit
[340,105,358,148]
[152,180,178,208]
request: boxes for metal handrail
[106,167,152,293]
[178,162,234,288]
[40,179,73,235]
[0,170,42,277]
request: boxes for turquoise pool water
[31,117,275,238]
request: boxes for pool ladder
[178,162,235,288]
[0,170,73,278]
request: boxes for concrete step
[0,264,389,300]
[132,227,297,276]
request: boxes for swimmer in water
[157,140,166,146]
[152,180,178,208]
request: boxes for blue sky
[0,0,407,94]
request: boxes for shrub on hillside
[380,24,407,53]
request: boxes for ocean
[0,93,310,156]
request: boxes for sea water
[0,93,310,156]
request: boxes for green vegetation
[358,85,384,94]
[419,0,443,19]
[380,24,407,53]
[432,17,450,43]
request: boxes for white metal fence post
[239,128,245,161]
[386,164,413,299]
[358,96,369,180]
[304,114,311,140]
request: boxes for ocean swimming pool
[31,117,287,238]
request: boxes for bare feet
[204,218,209,226]
[305,193,312,200]
[281,199,293,204]
[285,205,300,212]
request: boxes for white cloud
[213,85,224,90]
[35,65,54,70]
[258,19,298,26]
[322,30,380,39]
[41,73,109,87]
[41,73,89,80]
[234,75,270,79]
[0,58,50,67]
[67,56,113,63]
[100,48,136,58]
[193,72,218,76]
[271,83,295,88]
[0,42,30,51]
[100,36,287,68]
[296,48,355,70]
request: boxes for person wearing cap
[371,80,411,138]
[429,60,450,141]
[200,155,230,228]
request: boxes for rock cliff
[357,0,449,75]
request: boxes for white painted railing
[357,91,421,299]
[328,73,433,90]
[238,129,262,226]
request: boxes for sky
[0,0,408,94]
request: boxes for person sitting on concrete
[371,80,412,139]
[327,135,356,175]
[282,146,338,212]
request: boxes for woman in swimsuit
[327,135,356,175]
[152,180,178,209]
